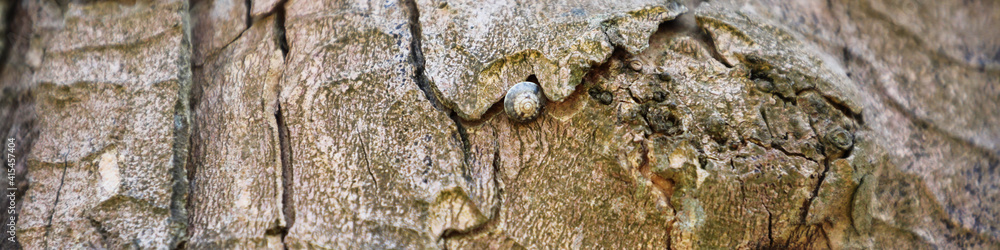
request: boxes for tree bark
[0,0,997,248]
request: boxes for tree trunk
[1,0,997,248]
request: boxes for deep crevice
[169,10,194,247]
[765,205,774,246]
[449,112,472,160]
[404,0,444,112]
[244,0,252,29]
[274,0,289,57]
[184,65,203,226]
[181,51,203,250]
[181,114,198,249]
[524,74,538,84]
[179,32,200,250]
[275,103,294,248]
[402,0,472,162]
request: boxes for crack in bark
[273,4,292,248]
[798,100,838,226]
[438,144,504,244]
[180,52,201,250]
[772,143,819,164]
[42,156,69,250]
[168,8,195,248]
[195,0,289,67]
[162,1,927,248]
[765,204,774,247]
[802,158,829,225]
[185,2,294,248]
[195,30,248,68]
[244,0,252,29]
[359,135,377,191]
[400,5,492,242]
[756,84,858,227]
[275,103,293,249]
[274,0,289,57]
[402,0,472,164]
[403,0,443,113]
[799,99,856,225]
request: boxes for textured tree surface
[0,0,997,249]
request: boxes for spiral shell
[826,127,854,151]
[504,82,545,123]
[628,59,644,72]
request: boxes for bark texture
[0,0,997,249]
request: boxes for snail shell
[504,82,545,123]
[825,127,854,151]
[628,59,644,72]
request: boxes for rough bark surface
[0,0,996,249]
[187,15,285,249]
[6,1,192,248]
